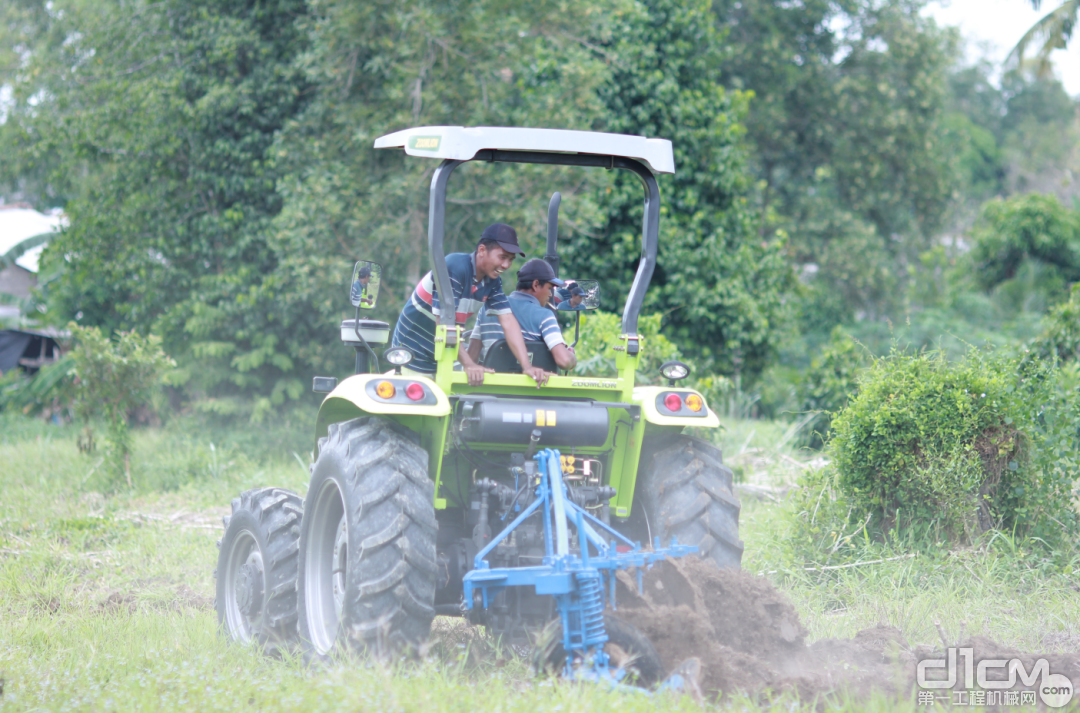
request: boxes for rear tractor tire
[297,416,438,659]
[638,435,743,569]
[215,487,303,654]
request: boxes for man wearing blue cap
[467,258,578,372]
[392,223,549,386]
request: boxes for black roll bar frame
[426,150,661,338]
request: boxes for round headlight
[384,347,414,367]
[659,360,690,382]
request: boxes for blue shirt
[552,287,585,311]
[470,291,566,360]
[350,280,372,306]
[392,252,511,373]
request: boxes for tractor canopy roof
[374,126,675,175]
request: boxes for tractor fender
[314,373,450,451]
[633,386,720,428]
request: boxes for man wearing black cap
[392,223,549,386]
[554,283,586,311]
[468,258,578,372]
[350,265,374,307]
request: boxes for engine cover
[458,399,609,447]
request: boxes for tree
[562,0,794,380]
[275,0,794,383]
[8,0,797,401]
[1010,0,1080,78]
[263,0,623,400]
[7,0,313,419]
[716,0,958,329]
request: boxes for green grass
[1,412,1078,711]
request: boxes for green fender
[313,373,451,456]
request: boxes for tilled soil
[613,556,1080,707]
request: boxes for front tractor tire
[297,417,438,659]
[215,487,303,654]
[638,435,743,569]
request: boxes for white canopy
[374,126,675,175]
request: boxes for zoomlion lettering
[570,379,618,389]
[408,136,441,150]
[917,647,1074,708]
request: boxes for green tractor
[214,126,742,667]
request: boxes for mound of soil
[613,556,1080,706]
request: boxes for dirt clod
[98,591,137,614]
[615,556,1080,706]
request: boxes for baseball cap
[517,258,565,287]
[568,284,585,297]
[480,223,526,255]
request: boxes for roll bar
[426,150,660,337]
[544,191,561,278]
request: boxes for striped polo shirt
[392,252,511,373]
[469,291,566,360]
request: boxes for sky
[925,0,1080,95]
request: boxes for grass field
[1,412,1078,711]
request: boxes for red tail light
[405,382,425,401]
[663,393,682,412]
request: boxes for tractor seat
[482,340,558,373]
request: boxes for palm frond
[0,232,52,269]
[1008,0,1080,78]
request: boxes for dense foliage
[3,0,1080,443]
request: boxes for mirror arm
[353,305,380,374]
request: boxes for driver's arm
[496,311,549,386]
[551,343,577,371]
[466,334,482,363]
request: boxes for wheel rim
[222,530,263,643]
[304,478,347,655]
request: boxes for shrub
[70,324,175,488]
[826,348,1078,546]
[969,193,1080,295]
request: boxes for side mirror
[350,260,382,309]
[556,279,600,311]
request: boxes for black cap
[480,223,526,255]
[568,284,585,296]
[517,258,565,287]
[357,265,372,279]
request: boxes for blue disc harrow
[463,448,697,682]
